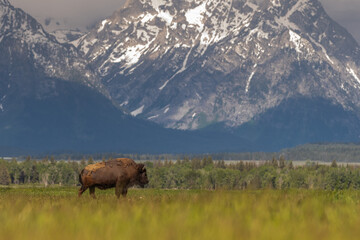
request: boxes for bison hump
[105,160,123,167]
[84,162,106,173]
[113,158,136,167]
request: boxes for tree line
[1,156,360,190]
[11,143,360,163]
[281,143,360,162]
[0,156,94,186]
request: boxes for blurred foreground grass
[1,187,360,240]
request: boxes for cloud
[319,0,360,42]
[9,0,360,43]
[10,0,126,30]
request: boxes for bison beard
[78,158,149,198]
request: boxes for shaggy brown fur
[78,158,148,198]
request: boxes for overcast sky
[9,0,360,43]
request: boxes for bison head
[136,164,149,188]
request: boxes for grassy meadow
[1,187,360,240]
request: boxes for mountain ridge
[0,0,259,155]
[2,0,360,154]
[77,0,360,130]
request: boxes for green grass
[1,187,360,240]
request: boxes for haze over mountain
[1,0,360,154]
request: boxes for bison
[78,158,149,198]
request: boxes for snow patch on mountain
[131,105,145,116]
[271,0,281,7]
[141,13,156,23]
[148,114,159,120]
[157,11,173,25]
[185,1,206,27]
[150,0,166,11]
[98,20,110,33]
[246,64,257,93]
[289,30,303,53]
[347,66,360,86]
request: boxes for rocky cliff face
[0,0,107,112]
[77,0,360,130]
[1,0,252,154]
[2,0,360,153]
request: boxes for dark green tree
[288,161,294,170]
[331,160,338,168]
[271,156,278,168]
[279,156,286,169]
[87,157,94,165]
[80,158,87,169]
[216,160,226,169]
[0,163,11,185]
[191,158,202,170]
[7,158,20,184]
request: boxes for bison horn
[137,163,145,172]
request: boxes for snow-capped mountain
[1,0,249,154]
[0,0,107,107]
[2,0,360,153]
[77,0,360,130]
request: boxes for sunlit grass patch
[1,187,360,240]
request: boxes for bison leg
[89,186,96,199]
[78,186,88,197]
[115,181,123,199]
[121,187,128,197]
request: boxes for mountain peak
[2,0,360,152]
[78,0,360,130]
[0,0,105,97]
